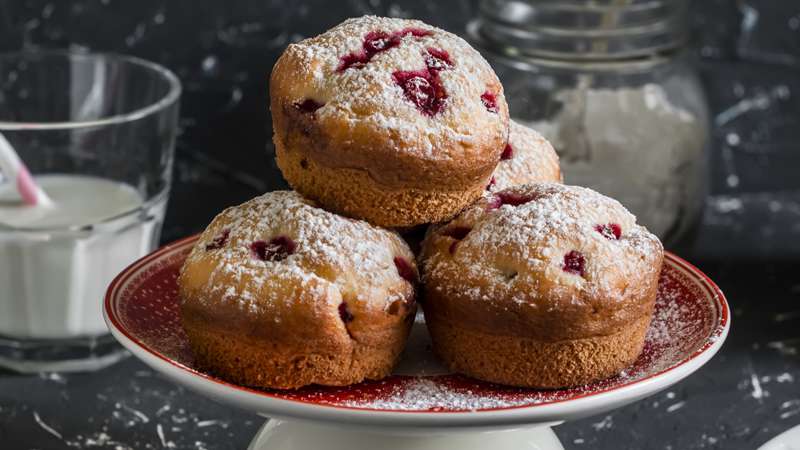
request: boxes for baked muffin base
[425,314,652,388]
[183,317,413,390]
[275,142,489,228]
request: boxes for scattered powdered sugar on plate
[639,268,717,374]
[341,378,543,411]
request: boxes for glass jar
[470,0,709,247]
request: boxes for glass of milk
[0,51,180,372]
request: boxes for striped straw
[0,132,53,207]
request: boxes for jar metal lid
[470,0,689,61]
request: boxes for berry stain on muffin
[392,69,447,116]
[425,47,452,70]
[394,256,416,283]
[487,191,537,209]
[392,48,454,116]
[250,236,297,262]
[595,223,622,240]
[205,229,230,250]
[294,99,324,113]
[335,26,457,115]
[562,250,586,276]
[338,28,432,72]
[481,91,499,113]
[500,143,514,160]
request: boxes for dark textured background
[0,1,798,449]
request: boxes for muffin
[420,183,663,388]
[488,120,562,192]
[178,191,418,389]
[271,15,509,227]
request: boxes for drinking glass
[0,51,180,372]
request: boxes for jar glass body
[486,52,710,246]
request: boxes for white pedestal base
[248,420,565,450]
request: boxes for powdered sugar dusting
[274,15,505,160]
[341,378,543,411]
[639,268,718,374]
[422,183,663,316]
[490,121,562,192]
[180,191,415,317]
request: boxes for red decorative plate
[105,235,728,428]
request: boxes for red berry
[425,48,452,71]
[336,28,452,114]
[595,223,622,240]
[250,236,296,262]
[338,302,354,323]
[487,191,536,210]
[250,241,269,260]
[481,91,498,113]
[498,192,531,206]
[562,250,586,276]
[338,28,432,72]
[500,143,513,160]
[393,47,455,115]
[294,99,324,113]
[205,229,230,250]
[486,195,503,210]
[399,27,432,38]
[392,69,447,116]
[337,52,369,71]
[363,30,395,54]
[393,256,416,283]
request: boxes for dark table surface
[1,1,799,449]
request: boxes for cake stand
[104,235,729,450]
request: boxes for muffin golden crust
[489,121,562,192]
[271,15,509,227]
[420,183,663,388]
[178,191,418,389]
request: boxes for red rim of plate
[104,234,729,415]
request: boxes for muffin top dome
[421,183,663,341]
[270,15,509,188]
[179,191,417,338]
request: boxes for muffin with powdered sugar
[178,191,417,389]
[271,15,509,228]
[420,183,663,388]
